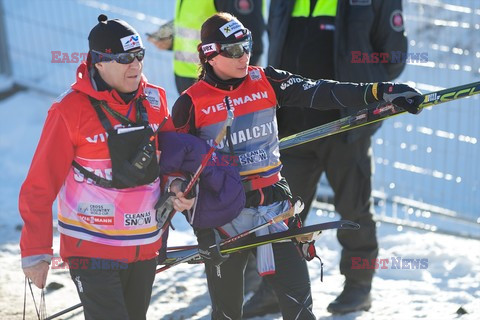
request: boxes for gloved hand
[375,82,423,114]
[195,228,229,266]
[297,241,318,262]
[179,178,197,200]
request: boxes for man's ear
[95,62,104,71]
[208,59,216,67]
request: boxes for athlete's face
[209,51,250,80]
[95,50,143,93]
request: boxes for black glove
[195,228,229,266]
[376,82,423,115]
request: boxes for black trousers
[69,257,157,320]
[205,242,315,320]
[280,133,379,282]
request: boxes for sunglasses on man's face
[219,38,252,59]
[91,48,145,64]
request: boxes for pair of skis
[161,219,360,270]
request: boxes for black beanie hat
[88,14,143,54]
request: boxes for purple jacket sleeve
[157,132,245,228]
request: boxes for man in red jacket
[19,15,194,320]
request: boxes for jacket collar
[203,63,246,91]
[72,60,147,105]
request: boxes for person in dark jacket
[172,12,420,320]
[148,0,265,94]
[243,0,408,317]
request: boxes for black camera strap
[89,96,148,128]
[72,96,155,189]
[72,161,114,188]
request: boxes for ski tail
[220,220,359,254]
[158,220,360,269]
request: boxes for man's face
[95,49,143,93]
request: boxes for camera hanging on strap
[72,96,167,189]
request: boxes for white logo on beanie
[219,21,243,38]
[120,34,143,51]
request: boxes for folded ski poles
[279,81,480,150]
[155,99,234,229]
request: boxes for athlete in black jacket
[244,0,408,317]
[173,12,419,320]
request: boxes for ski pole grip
[272,199,304,223]
[214,107,234,145]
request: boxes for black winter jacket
[268,0,407,142]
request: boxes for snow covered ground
[0,89,478,319]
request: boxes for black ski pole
[44,302,82,320]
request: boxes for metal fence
[1,0,479,237]
[0,0,11,76]
[316,0,480,238]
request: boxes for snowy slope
[1,199,479,319]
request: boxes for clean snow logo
[239,149,268,166]
[351,256,429,269]
[121,34,142,51]
[124,211,152,226]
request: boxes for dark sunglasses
[91,48,145,64]
[219,37,252,59]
